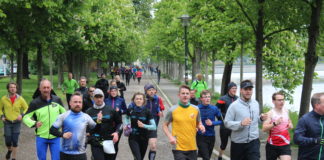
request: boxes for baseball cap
[109,86,118,90]
[144,84,155,91]
[93,88,104,97]
[241,81,254,89]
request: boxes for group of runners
[1,71,324,160]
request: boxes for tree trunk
[57,56,64,89]
[22,50,29,79]
[221,60,233,95]
[204,51,208,85]
[240,37,244,83]
[255,0,265,112]
[299,0,322,118]
[10,54,14,81]
[49,47,54,84]
[179,63,184,81]
[212,51,216,93]
[37,43,43,82]
[16,47,23,94]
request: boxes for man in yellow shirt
[163,85,205,160]
[0,82,28,160]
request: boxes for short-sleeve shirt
[52,110,96,154]
[164,104,201,151]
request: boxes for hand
[275,117,283,126]
[111,132,119,143]
[260,113,268,121]
[36,121,43,128]
[63,132,73,139]
[159,111,164,117]
[97,111,103,123]
[1,116,5,121]
[287,119,293,129]
[241,118,252,126]
[205,119,213,126]
[115,107,120,112]
[198,124,206,133]
[169,136,176,145]
[137,120,144,128]
[16,115,22,121]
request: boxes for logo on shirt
[189,113,195,119]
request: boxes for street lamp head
[179,14,191,27]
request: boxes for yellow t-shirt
[165,104,200,151]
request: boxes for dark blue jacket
[104,96,127,114]
[197,104,222,136]
[145,95,160,117]
[294,111,324,160]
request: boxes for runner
[62,72,79,109]
[294,92,324,160]
[75,76,88,96]
[0,82,28,160]
[104,86,127,160]
[190,73,208,99]
[262,92,293,160]
[224,80,267,160]
[124,92,157,160]
[82,86,95,112]
[50,93,97,160]
[95,73,109,98]
[23,79,66,160]
[136,68,143,85]
[115,75,126,99]
[86,88,122,160]
[189,90,199,106]
[197,90,222,160]
[216,82,238,160]
[144,84,163,160]
[163,85,205,160]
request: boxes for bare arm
[262,111,273,132]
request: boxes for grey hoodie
[224,98,260,143]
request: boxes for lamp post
[179,14,191,85]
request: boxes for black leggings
[137,77,142,84]
[91,145,115,160]
[128,135,149,160]
[196,135,215,160]
[60,152,86,160]
[219,125,231,150]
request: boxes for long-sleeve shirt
[197,104,222,136]
[294,111,324,160]
[62,79,79,94]
[0,94,28,121]
[224,98,260,143]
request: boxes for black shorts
[266,143,291,160]
[172,150,197,160]
[148,130,157,138]
[60,152,86,160]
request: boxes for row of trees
[0,0,152,93]
[145,0,323,117]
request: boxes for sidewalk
[150,75,298,160]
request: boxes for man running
[23,79,66,160]
[75,76,88,96]
[216,82,238,160]
[50,93,97,160]
[95,73,109,98]
[0,82,28,160]
[294,92,324,160]
[262,92,293,160]
[224,80,267,160]
[62,72,79,109]
[86,88,122,160]
[190,73,208,99]
[197,90,222,160]
[163,85,205,160]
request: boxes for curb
[150,77,231,160]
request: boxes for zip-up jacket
[145,95,160,117]
[62,79,79,94]
[294,111,324,160]
[0,94,28,121]
[216,93,238,118]
[197,104,222,136]
[23,95,66,139]
[104,96,127,114]
[224,98,260,143]
[116,81,126,98]
[190,80,208,98]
